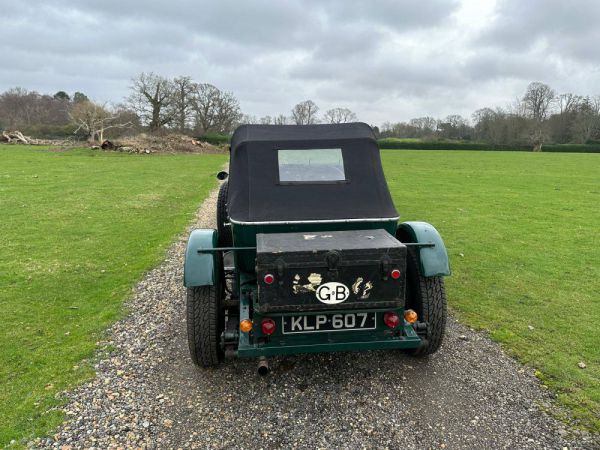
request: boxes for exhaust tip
[257,356,270,376]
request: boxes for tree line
[0,88,89,137]
[0,73,359,142]
[381,82,600,150]
[2,77,598,149]
[240,100,357,127]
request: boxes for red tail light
[263,274,275,285]
[261,318,276,335]
[383,311,400,329]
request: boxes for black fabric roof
[227,123,399,223]
[231,122,377,149]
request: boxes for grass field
[0,146,226,446]
[1,146,598,444]
[381,149,600,432]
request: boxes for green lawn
[1,146,598,444]
[381,149,600,432]
[0,146,226,446]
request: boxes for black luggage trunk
[255,229,406,312]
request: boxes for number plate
[282,312,376,334]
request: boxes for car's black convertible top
[227,123,399,223]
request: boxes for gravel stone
[31,185,599,449]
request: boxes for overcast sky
[1,0,599,125]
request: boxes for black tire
[187,285,225,367]
[404,247,447,356]
[216,181,232,247]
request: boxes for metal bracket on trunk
[275,258,286,285]
[380,254,392,280]
[325,251,341,280]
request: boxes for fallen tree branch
[0,130,73,146]
[1,130,31,144]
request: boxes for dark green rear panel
[237,299,422,357]
[231,220,421,357]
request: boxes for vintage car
[184,123,450,374]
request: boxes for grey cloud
[312,27,388,61]
[463,50,559,83]
[319,0,460,30]
[0,0,598,123]
[479,0,600,64]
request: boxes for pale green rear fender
[397,221,450,277]
[184,229,219,287]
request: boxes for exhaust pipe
[257,356,270,376]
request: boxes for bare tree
[273,114,288,125]
[192,83,219,133]
[171,76,196,133]
[472,107,529,145]
[260,115,273,125]
[0,87,70,130]
[522,82,555,151]
[126,72,175,131]
[324,107,357,124]
[380,121,411,138]
[291,100,319,125]
[213,90,243,134]
[112,105,141,133]
[239,114,259,125]
[571,97,600,143]
[438,114,470,139]
[592,95,600,115]
[523,82,555,121]
[70,100,132,142]
[409,116,437,138]
[549,93,582,143]
[192,83,242,134]
[0,87,35,128]
[473,108,502,143]
[557,93,580,114]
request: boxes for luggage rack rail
[197,242,435,254]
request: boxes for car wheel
[186,284,225,367]
[404,247,447,356]
[216,181,232,247]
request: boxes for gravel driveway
[34,186,598,450]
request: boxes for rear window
[278,148,346,183]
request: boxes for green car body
[184,220,449,357]
[183,123,450,370]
